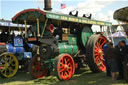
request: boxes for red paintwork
[12,9,46,21]
[75,63,78,69]
[94,36,107,71]
[58,54,74,80]
[28,37,37,41]
[49,24,54,33]
[0,66,3,70]
[32,55,48,79]
[0,43,6,45]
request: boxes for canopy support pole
[109,26,114,45]
[37,18,40,37]
[18,23,22,34]
[41,18,48,37]
[100,25,102,32]
[24,20,27,38]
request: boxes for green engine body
[58,43,78,55]
[58,26,92,56]
[57,34,78,55]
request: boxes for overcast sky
[0,0,128,25]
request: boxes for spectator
[117,40,128,80]
[105,42,118,80]
[103,40,111,77]
[115,41,123,80]
[120,40,128,56]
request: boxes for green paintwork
[31,23,45,35]
[58,34,78,55]
[13,9,112,26]
[44,58,55,70]
[58,42,78,55]
[46,12,112,26]
[14,11,39,22]
[68,35,77,45]
[82,26,93,47]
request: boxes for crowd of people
[104,40,128,80]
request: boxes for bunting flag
[61,3,66,9]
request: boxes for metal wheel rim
[58,54,74,80]
[0,53,18,78]
[94,36,106,71]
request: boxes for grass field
[0,68,127,85]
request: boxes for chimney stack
[44,0,52,11]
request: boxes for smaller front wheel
[29,54,48,79]
[55,54,75,81]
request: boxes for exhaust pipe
[44,0,52,11]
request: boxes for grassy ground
[0,68,127,85]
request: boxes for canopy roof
[0,19,26,30]
[12,9,112,26]
[114,6,128,22]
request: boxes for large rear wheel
[0,52,19,78]
[86,34,107,72]
[55,54,75,81]
[29,54,48,79]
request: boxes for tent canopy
[111,31,126,38]
[114,6,128,22]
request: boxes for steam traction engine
[0,29,34,78]
[12,8,112,80]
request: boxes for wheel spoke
[66,59,70,64]
[10,63,16,67]
[67,70,70,74]
[64,71,68,77]
[100,40,106,48]
[59,65,64,69]
[95,53,98,56]
[64,58,67,64]
[100,56,104,61]
[8,67,13,74]
[68,67,72,70]
[98,38,102,46]
[59,68,65,72]
[95,57,101,66]
[94,47,99,52]
[3,57,8,63]
[2,69,7,75]
[96,41,100,48]
[100,62,106,70]
[9,56,14,63]
[67,63,71,66]
[60,59,63,65]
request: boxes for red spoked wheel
[29,54,48,79]
[94,36,107,71]
[55,54,75,81]
[86,34,107,72]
